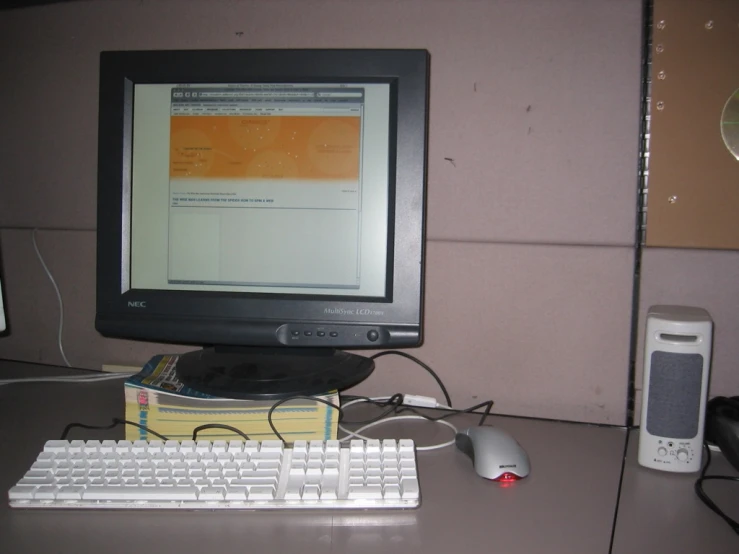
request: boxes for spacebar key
[82,486,199,501]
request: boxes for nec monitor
[96,49,429,399]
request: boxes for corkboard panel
[646,0,739,249]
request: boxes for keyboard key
[147,441,164,453]
[114,441,133,453]
[383,485,401,499]
[224,486,248,501]
[401,479,420,499]
[320,487,338,500]
[68,441,86,453]
[44,440,70,453]
[231,477,278,488]
[8,485,37,500]
[348,485,384,500]
[199,487,226,501]
[56,486,85,500]
[34,486,59,500]
[248,486,275,500]
[179,441,196,453]
[301,484,320,500]
[100,440,118,453]
[260,441,284,454]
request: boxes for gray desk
[612,429,739,553]
[0,362,736,553]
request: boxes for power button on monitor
[367,330,379,342]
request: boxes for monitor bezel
[96,49,429,349]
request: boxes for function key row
[43,440,285,455]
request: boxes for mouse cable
[340,415,458,451]
[694,442,739,535]
[60,418,169,441]
[369,351,453,408]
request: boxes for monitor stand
[174,346,374,400]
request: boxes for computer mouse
[455,426,530,481]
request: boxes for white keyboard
[8,438,420,510]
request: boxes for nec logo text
[127,301,147,308]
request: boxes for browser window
[130,83,390,297]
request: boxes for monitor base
[175,346,374,400]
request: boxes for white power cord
[31,228,71,367]
[339,396,458,451]
[0,372,134,386]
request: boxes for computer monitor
[96,49,429,400]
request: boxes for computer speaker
[638,305,713,472]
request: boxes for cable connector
[402,394,441,408]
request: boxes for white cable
[339,396,458,451]
[31,228,71,367]
[0,373,134,386]
[340,415,458,451]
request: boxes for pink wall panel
[0,0,646,424]
[0,0,641,245]
[0,229,634,424]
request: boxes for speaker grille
[646,351,703,439]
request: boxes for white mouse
[455,426,531,481]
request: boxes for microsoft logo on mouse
[499,464,517,468]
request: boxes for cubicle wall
[2,0,734,426]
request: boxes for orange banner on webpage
[170,115,361,180]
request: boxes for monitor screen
[131,82,389,297]
[96,49,429,399]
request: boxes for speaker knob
[658,447,667,456]
[676,448,689,461]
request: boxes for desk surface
[613,428,739,553]
[0,361,736,553]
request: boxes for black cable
[191,424,250,441]
[369,351,453,408]
[694,442,739,535]
[267,395,344,443]
[60,418,169,441]
[340,393,405,425]
[342,395,495,427]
